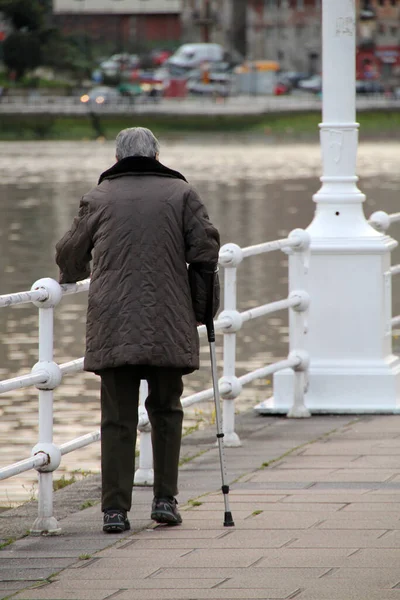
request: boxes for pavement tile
[384,474,400,483]
[317,516,400,529]
[39,578,227,590]
[116,589,299,599]
[167,548,265,568]
[112,530,295,549]
[325,567,400,586]
[375,439,400,447]
[11,588,118,600]
[373,531,400,547]
[250,469,397,483]
[148,516,319,530]
[153,566,328,580]
[203,494,288,503]
[0,550,96,558]
[55,565,156,579]
[228,490,294,496]
[68,550,185,570]
[254,548,358,568]
[346,548,400,567]
[0,570,56,582]
[186,501,345,512]
[0,558,74,570]
[350,455,400,468]
[340,502,400,512]
[180,510,253,520]
[288,530,385,547]
[217,571,328,588]
[281,493,371,503]
[366,491,400,500]
[250,469,338,483]
[277,456,361,468]
[114,529,221,541]
[300,443,384,456]
[294,584,400,600]
[0,582,30,590]
[240,511,330,528]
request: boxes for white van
[166,44,226,70]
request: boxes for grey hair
[115,127,160,160]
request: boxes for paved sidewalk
[2,412,400,599]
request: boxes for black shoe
[151,497,182,525]
[103,509,130,533]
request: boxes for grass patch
[80,500,97,510]
[53,474,77,490]
[53,468,98,492]
[251,510,263,516]
[0,537,15,550]
[0,110,400,141]
[188,500,203,507]
[79,554,92,560]
[183,422,202,437]
[179,449,208,466]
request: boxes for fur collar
[98,156,187,184]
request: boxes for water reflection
[1,139,400,504]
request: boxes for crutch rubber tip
[223,512,235,527]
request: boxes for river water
[1,136,400,506]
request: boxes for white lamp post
[266,0,400,414]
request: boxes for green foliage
[80,500,96,510]
[0,537,16,549]
[0,0,45,32]
[3,32,42,80]
[0,0,93,84]
[79,554,92,560]
[188,500,203,507]
[53,474,77,491]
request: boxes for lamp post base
[256,357,400,415]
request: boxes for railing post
[287,290,311,419]
[219,244,243,447]
[30,278,63,535]
[134,381,154,486]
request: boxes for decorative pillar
[270,0,400,413]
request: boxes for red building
[356,0,400,81]
[52,0,182,53]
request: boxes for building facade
[182,0,400,79]
[52,0,182,53]
[356,0,400,82]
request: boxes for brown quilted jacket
[55,156,220,373]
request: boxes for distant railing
[0,94,399,116]
[0,228,310,535]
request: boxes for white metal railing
[0,228,310,534]
[369,211,400,327]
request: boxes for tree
[0,0,45,32]
[3,32,42,80]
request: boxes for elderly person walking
[55,127,220,533]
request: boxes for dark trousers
[99,365,184,513]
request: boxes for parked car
[166,43,225,71]
[280,71,309,88]
[150,49,172,66]
[297,74,322,94]
[166,43,242,75]
[274,80,292,95]
[80,86,121,105]
[99,54,140,77]
[356,80,385,95]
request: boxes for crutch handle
[204,267,217,343]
